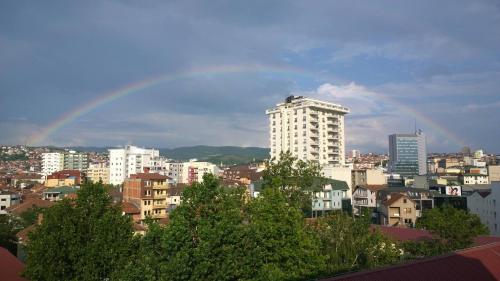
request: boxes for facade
[352,185,386,215]
[266,96,349,166]
[123,172,169,221]
[352,169,387,188]
[45,170,82,187]
[322,166,353,198]
[0,191,21,214]
[379,193,417,227]
[488,165,500,182]
[467,182,500,236]
[42,186,78,201]
[86,162,110,184]
[41,152,64,176]
[312,179,349,214]
[63,150,89,171]
[388,131,427,177]
[109,145,160,185]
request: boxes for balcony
[154,193,167,199]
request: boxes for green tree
[161,174,251,281]
[18,206,45,228]
[262,151,323,213]
[246,186,326,280]
[415,204,488,252]
[24,182,136,281]
[315,210,401,276]
[0,215,21,255]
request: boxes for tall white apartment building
[42,152,64,176]
[108,145,160,185]
[266,96,349,166]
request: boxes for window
[403,199,407,203]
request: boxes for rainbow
[28,64,467,149]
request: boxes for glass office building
[388,131,427,177]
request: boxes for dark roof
[47,170,81,180]
[382,193,409,207]
[0,247,27,281]
[324,242,500,281]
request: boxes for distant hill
[66,145,270,165]
[160,146,270,165]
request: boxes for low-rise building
[379,193,417,227]
[312,178,350,215]
[42,186,78,201]
[460,174,489,185]
[467,181,500,236]
[352,185,386,215]
[0,190,21,214]
[45,170,83,187]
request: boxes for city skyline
[1,1,500,153]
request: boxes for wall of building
[467,181,500,236]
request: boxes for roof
[16,224,37,243]
[122,202,140,214]
[129,173,170,180]
[47,170,81,180]
[43,186,78,194]
[324,242,500,281]
[6,197,54,215]
[0,247,27,281]
[382,193,409,207]
[13,173,43,180]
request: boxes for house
[312,178,350,215]
[45,170,83,187]
[6,197,54,215]
[352,185,386,215]
[123,172,170,221]
[42,186,78,201]
[379,193,417,227]
[167,184,187,211]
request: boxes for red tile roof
[324,242,500,281]
[6,198,54,215]
[0,247,27,281]
[122,202,140,214]
[357,185,387,192]
[47,170,81,180]
[382,193,407,206]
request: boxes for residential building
[379,193,417,227]
[0,190,21,214]
[86,162,110,184]
[45,170,83,187]
[312,178,349,215]
[186,160,220,184]
[322,166,353,198]
[123,172,169,221]
[165,162,185,184]
[352,185,386,215]
[388,130,427,177]
[108,145,160,185]
[63,150,89,171]
[222,165,262,185]
[266,95,349,166]
[467,182,500,236]
[349,149,361,159]
[41,152,64,176]
[351,169,387,188]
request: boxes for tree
[315,210,401,276]
[24,182,136,281]
[160,174,251,281]
[0,215,21,255]
[262,151,323,213]
[245,186,326,280]
[415,205,488,252]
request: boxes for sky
[1,0,500,153]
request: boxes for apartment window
[403,199,407,203]
[303,124,306,128]
[303,116,306,121]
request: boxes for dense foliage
[0,215,20,254]
[24,183,137,281]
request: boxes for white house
[0,191,21,214]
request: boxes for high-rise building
[388,130,427,177]
[63,150,89,171]
[108,145,159,185]
[266,96,349,166]
[42,152,64,176]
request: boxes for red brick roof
[122,202,140,214]
[382,193,408,206]
[6,197,54,215]
[0,247,27,281]
[47,170,81,180]
[357,184,387,192]
[324,242,500,281]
